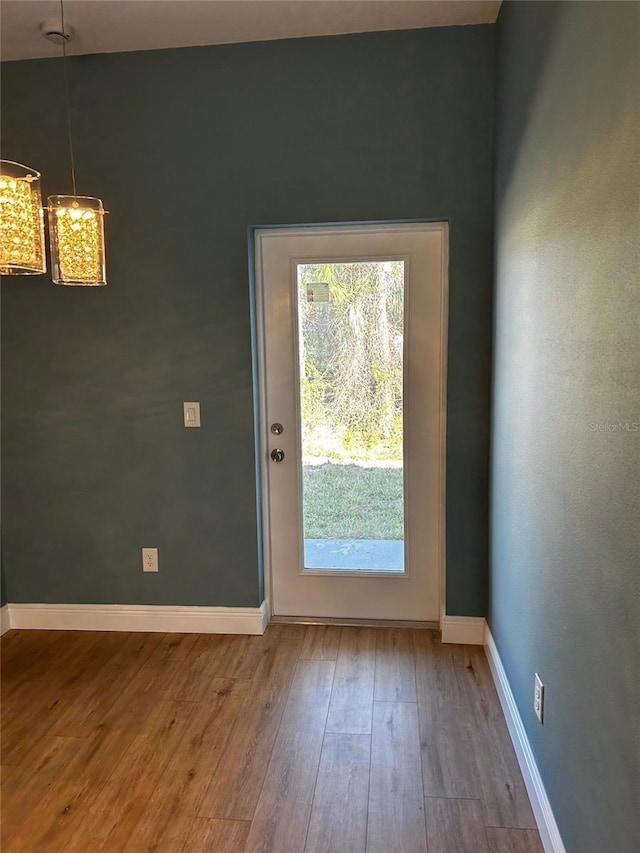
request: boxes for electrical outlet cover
[142,547,158,573]
[534,673,544,723]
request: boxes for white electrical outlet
[142,547,158,573]
[534,673,544,723]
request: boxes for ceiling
[1,0,501,62]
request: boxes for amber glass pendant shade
[0,160,47,275]
[47,195,106,286]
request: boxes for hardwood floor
[0,626,543,853]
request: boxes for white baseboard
[6,601,270,635]
[0,605,10,636]
[260,599,271,632]
[441,614,486,644]
[484,626,566,853]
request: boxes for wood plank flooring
[1,626,543,853]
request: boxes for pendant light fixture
[46,0,107,286]
[0,160,47,275]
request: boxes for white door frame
[253,221,448,624]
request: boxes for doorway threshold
[269,615,439,630]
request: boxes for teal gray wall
[1,26,495,611]
[491,3,639,851]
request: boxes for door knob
[270,448,285,463]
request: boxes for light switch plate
[183,402,201,427]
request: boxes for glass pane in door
[297,261,405,572]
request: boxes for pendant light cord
[60,0,77,196]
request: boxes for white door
[256,223,447,622]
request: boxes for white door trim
[253,221,448,622]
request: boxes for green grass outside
[302,463,403,540]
